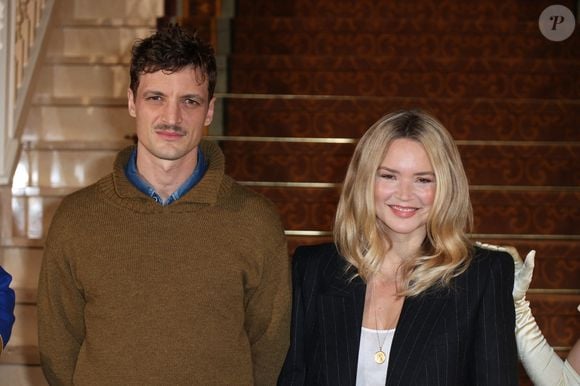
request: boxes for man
[37,24,290,385]
[0,266,15,355]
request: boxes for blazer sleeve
[472,250,518,385]
[278,247,311,386]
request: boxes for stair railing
[0,0,55,185]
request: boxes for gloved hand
[474,242,579,385]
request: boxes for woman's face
[374,138,436,241]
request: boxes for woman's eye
[417,177,433,184]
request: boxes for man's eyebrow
[142,90,165,96]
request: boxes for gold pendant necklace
[372,279,387,364]
[374,350,386,364]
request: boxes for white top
[356,327,396,386]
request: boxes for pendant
[374,350,386,364]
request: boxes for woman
[0,266,15,355]
[278,110,518,385]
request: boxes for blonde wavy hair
[334,110,474,296]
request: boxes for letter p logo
[539,5,575,41]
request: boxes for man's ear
[204,97,216,126]
[128,88,136,118]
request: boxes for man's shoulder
[226,176,279,211]
[49,175,114,227]
[59,177,107,207]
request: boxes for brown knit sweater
[37,140,291,385]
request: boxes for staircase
[0,0,578,385]
[224,1,579,385]
[0,0,164,383]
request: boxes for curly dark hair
[129,24,217,99]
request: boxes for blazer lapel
[385,290,449,385]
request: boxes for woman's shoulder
[467,243,515,279]
[293,242,339,264]
[292,242,345,274]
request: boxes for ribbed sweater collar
[97,139,227,213]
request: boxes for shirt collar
[124,148,208,206]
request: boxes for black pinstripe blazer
[277,243,518,386]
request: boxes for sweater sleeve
[244,210,291,386]
[471,251,518,385]
[0,266,16,351]
[277,248,309,386]
[37,213,86,386]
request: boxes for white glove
[475,242,580,385]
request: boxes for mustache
[154,124,184,133]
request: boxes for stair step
[232,19,578,59]
[236,0,577,21]
[2,305,39,363]
[0,363,47,385]
[44,55,130,65]
[15,145,123,189]
[220,141,580,186]
[57,17,160,28]
[36,64,129,99]
[224,98,580,141]
[5,184,579,257]
[24,105,133,142]
[46,26,156,58]
[0,293,574,368]
[2,246,43,304]
[286,237,580,263]
[8,195,64,240]
[32,95,126,106]
[229,55,579,98]
[234,17,541,34]
[230,55,579,74]
[11,140,580,192]
[250,185,580,236]
[35,54,227,97]
[57,0,163,21]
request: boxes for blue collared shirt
[124,148,207,206]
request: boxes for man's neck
[136,151,198,201]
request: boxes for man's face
[127,66,215,165]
